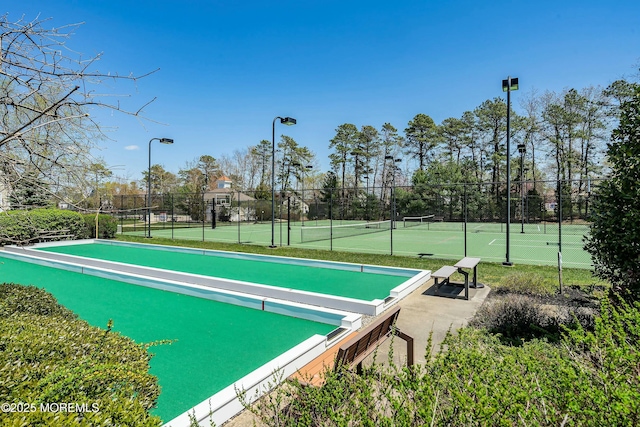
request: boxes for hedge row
[81,213,118,239]
[0,283,162,426]
[0,209,117,245]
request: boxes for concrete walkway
[223,277,490,426]
[363,277,490,367]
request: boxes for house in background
[215,175,233,189]
[283,193,310,216]
[204,176,257,222]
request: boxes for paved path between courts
[223,276,490,426]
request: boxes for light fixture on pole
[502,76,518,266]
[271,116,296,248]
[147,137,174,238]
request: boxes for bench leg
[434,277,450,296]
[457,268,469,300]
[470,265,485,289]
[472,266,477,288]
[396,331,414,366]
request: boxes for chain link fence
[111,179,600,269]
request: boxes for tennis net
[300,220,391,243]
[402,215,435,228]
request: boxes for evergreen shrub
[82,213,118,239]
[0,283,162,426]
[0,209,85,245]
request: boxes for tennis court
[122,218,592,268]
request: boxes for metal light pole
[289,160,302,235]
[518,143,526,233]
[271,116,296,248]
[363,174,369,221]
[385,156,401,255]
[147,137,174,238]
[201,175,209,241]
[502,76,518,265]
[302,165,312,226]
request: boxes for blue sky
[5,1,639,180]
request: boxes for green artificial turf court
[36,241,410,301]
[0,256,335,422]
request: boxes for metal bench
[454,257,483,290]
[432,265,462,298]
[37,230,76,242]
[433,257,482,301]
[37,229,75,242]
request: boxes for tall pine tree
[9,171,51,209]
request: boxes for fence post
[279,194,283,247]
[558,252,563,294]
[120,195,124,234]
[212,201,216,229]
[503,181,513,266]
[171,194,174,240]
[558,179,563,253]
[330,189,333,251]
[390,184,394,256]
[202,191,205,242]
[287,196,291,246]
[464,183,468,257]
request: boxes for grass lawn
[115,235,605,294]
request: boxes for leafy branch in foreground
[242,295,638,426]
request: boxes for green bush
[0,283,76,319]
[0,211,33,245]
[245,296,639,426]
[0,283,162,426]
[0,209,85,245]
[82,213,118,239]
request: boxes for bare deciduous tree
[0,14,156,209]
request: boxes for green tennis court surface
[35,242,409,301]
[121,219,592,268]
[0,256,335,422]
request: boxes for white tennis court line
[484,238,583,248]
